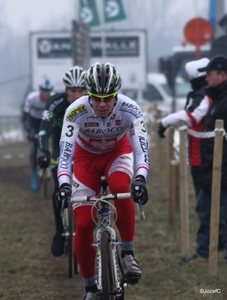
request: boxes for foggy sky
[0,0,220,115]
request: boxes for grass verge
[0,141,227,299]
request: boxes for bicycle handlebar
[71,193,145,220]
[71,193,131,202]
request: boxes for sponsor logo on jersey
[115,120,121,125]
[49,97,65,111]
[84,126,123,135]
[120,102,143,117]
[59,158,68,169]
[42,110,53,121]
[72,180,79,188]
[74,188,90,195]
[59,141,73,169]
[85,122,99,127]
[66,104,87,121]
[120,155,131,160]
[139,136,150,165]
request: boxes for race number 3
[134,117,147,135]
[66,125,74,137]
[61,122,80,142]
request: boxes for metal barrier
[0,115,25,145]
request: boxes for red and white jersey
[161,96,210,129]
[57,94,150,186]
[161,95,212,166]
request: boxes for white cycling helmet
[85,62,121,94]
[39,78,53,92]
[63,66,86,88]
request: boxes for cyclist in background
[56,62,150,300]
[22,79,54,192]
[38,66,87,257]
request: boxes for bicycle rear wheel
[101,231,114,300]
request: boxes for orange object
[184,18,213,58]
[184,18,213,46]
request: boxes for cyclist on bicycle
[22,78,54,192]
[56,62,150,300]
[37,66,87,257]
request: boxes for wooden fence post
[179,121,189,255]
[209,120,224,275]
[168,127,176,226]
[156,109,164,201]
[147,104,156,159]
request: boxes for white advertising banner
[30,32,73,91]
[30,30,146,92]
[90,30,147,90]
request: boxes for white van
[120,72,190,114]
[141,72,191,113]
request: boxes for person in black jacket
[180,55,227,263]
[38,66,87,256]
[157,57,210,197]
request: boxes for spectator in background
[157,57,210,198]
[37,66,87,257]
[178,55,227,262]
[158,56,227,257]
[22,79,54,192]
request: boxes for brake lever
[134,186,145,220]
[60,191,66,217]
[136,200,145,220]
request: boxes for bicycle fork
[93,226,122,294]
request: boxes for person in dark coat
[157,57,210,197]
[180,55,227,262]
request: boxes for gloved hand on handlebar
[38,150,51,169]
[55,183,72,209]
[131,175,148,205]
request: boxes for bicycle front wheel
[68,204,78,277]
[101,231,114,300]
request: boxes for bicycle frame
[71,190,145,299]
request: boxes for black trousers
[191,165,227,252]
[51,128,63,234]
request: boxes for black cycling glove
[38,150,51,169]
[157,123,167,138]
[55,183,72,209]
[131,175,148,205]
